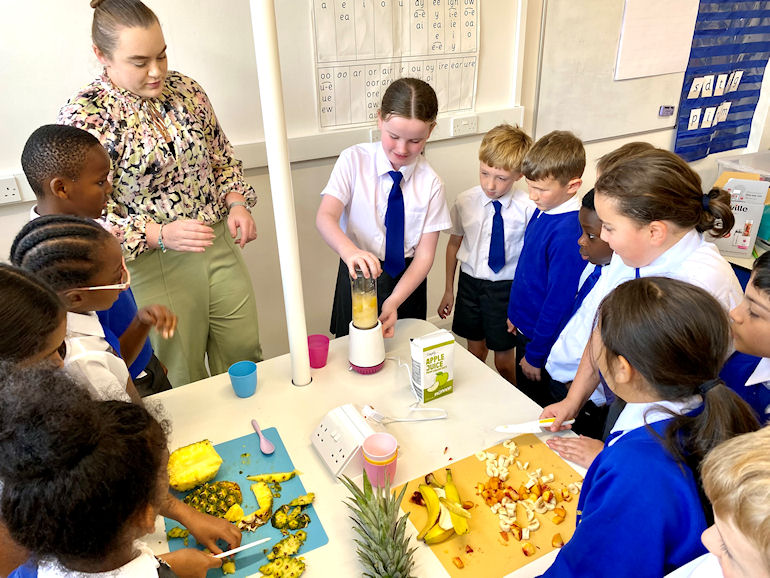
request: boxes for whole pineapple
[340,472,416,578]
[183,481,242,518]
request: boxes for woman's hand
[546,435,604,469]
[159,220,215,253]
[227,205,257,248]
[135,305,177,339]
[160,549,222,578]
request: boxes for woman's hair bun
[90,0,106,9]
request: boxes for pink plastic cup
[308,334,330,368]
[362,432,398,487]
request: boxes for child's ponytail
[699,186,735,238]
[597,277,758,466]
[595,149,735,238]
[664,380,758,467]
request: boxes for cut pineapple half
[168,439,223,491]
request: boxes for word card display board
[312,0,480,128]
[675,2,770,161]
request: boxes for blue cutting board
[164,428,328,577]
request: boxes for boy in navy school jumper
[20,124,173,396]
[438,124,533,385]
[506,130,586,407]
[720,250,770,423]
[543,189,613,438]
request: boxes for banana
[437,503,454,530]
[416,484,441,541]
[444,468,470,535]
[422,522,455,544]
[440,497,472,519]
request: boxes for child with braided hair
[8,217,240,566]
[10,215,147,403]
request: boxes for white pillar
[249,0,311,386]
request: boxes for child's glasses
[75,257,131,291]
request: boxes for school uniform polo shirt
[545,230,742,385]
[448,185,535,281]
[321,142,451,259]
[64,311,131,403]
[37,541,160,578]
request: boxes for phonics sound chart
[312,0,480,128]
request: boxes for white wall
[1,0,768,361]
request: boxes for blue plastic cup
[228,361,257,398]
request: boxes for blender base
[350,361,385,375]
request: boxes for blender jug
[350,268,378,329]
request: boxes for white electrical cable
[360,357,448,424]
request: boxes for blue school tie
[488,200,505,273]
[384,170,405,278]
[635,268,641,279]
[570,264,602,316]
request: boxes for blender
[348,268,385,374]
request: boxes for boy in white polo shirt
[438,125,533,384]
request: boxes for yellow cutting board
[398,434,584,577]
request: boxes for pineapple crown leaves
[340,471,417,578]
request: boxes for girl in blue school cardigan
[542,277,759,578]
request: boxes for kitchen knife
[213,537,272,559]
[494,418,575,434]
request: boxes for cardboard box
[410,329,454,402]
[713,178,770,258]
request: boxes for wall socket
[451,115,479,137]
[0,176,22,205]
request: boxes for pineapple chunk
[552,533,564,548]
[221,559,236,575]
[287,493,315,507]
[246,470,298,483]
[166,526,189,546]
[168,440,223,491]
[252,482,274,520]
[259,556,306,577]
[224,504,245,523]
[266,530,307,561]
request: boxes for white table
[146,319,582,577]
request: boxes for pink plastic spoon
[251,419,275,455]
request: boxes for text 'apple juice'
[410,329,455,402]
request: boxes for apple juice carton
[410,329,454,402]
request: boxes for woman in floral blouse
[59,0,262,385]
